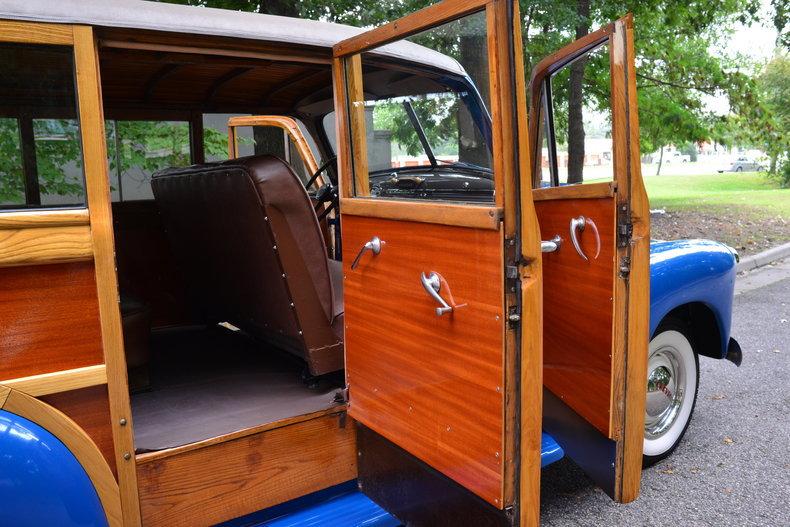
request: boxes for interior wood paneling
[112,201,193,328]
[0,262,104,380]
[536,197,615,436]
[41,384,117,477]
[342,215,505,507]
[136,413,356,527]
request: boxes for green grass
[643,172,790,217]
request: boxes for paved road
[540,261,790,526]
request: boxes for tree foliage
[157,0,781,159]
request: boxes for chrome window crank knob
[351,236,382,270]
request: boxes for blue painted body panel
[649,239,738,356]
[0,409,108,527]
[540,432,564,467]
[218,481,398,527]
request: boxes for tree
[724,53,789,186]
[152,0,770,176]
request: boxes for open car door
[333,1,544,525]
[526,15,650,502]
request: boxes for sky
[706,0,780,115]
[726,0,780,64]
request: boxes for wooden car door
[333,1,544,524]
[525,15,650,502]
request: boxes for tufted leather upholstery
[151,155,343,375]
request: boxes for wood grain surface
[536,197,615,436]
[342,214,505,507]
[0,262,104,380]
[41,384,117,477]
[0,209,90,229]
[136,413,356,527]
[75,25,142,525]
[0,225,93,267]
[0,20,74,45]
[1,364,107,397]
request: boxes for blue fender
[0,409,109,527]
[649,239,738,357]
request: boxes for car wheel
[643,319,699,467]
[735,166,743,172]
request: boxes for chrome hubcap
[645,347,685,439]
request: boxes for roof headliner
[0,0,466,75]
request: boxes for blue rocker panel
[0,409,108,527]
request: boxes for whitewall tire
[643,320,699,466]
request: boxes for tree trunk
[566,0,590,184]
[457,32,490,167]
[258,0,299,17]
[656,145,664,176]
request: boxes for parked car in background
[719,156,766,172]
[663,151,691,163]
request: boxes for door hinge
[507,305,521,328]
[506,265,519,279]
[334,387,349,404]
[617,204,633,248]
[619,256,631,277]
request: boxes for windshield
[322,87,492,176]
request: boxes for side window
[345,10,494,203]
[1,43,86,211]
[536,42,613,187]
[203,113,246,163]
[106,120,191,201]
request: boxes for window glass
[106,120,190,201]
[0,43,86,211]
[347,10,494,203]
[0,118,24,206]
[203,113,246,162]
[541,43,612,186]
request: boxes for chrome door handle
[541,235,562,253]
[569,216,600,261]
[351,236,383,269]
[420,272,465,316]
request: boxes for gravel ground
[540,263,790,526]
[651,209,789,257]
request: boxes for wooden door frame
[332,0,543,522]
[525,14,649,503]
[0,19,142,526]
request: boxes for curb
[736,241,790,273]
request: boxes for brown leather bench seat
[151,155,343,375]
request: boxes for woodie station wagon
[0,0,741,525]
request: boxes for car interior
[100,43,473,453]
[98,47,349,453]
[1,36,498,454]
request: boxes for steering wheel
[307,157,339,222]
[305,156,337,191]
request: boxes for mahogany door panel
[342,214,505,507]
[535,197,615,436]
[0,262,104,380]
